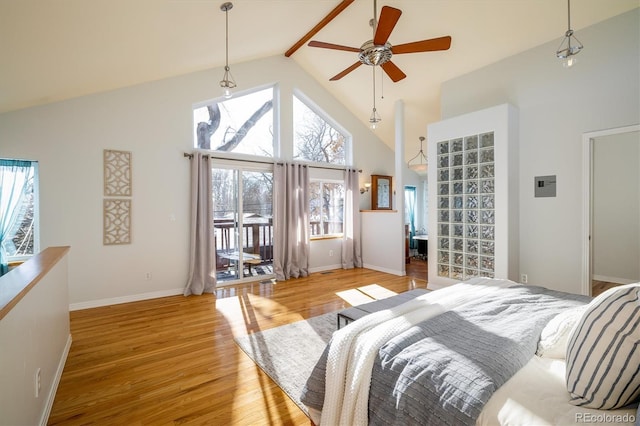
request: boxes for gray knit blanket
[301,284,590,425]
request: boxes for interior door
[212,164,274,285]
[583,125,640,295]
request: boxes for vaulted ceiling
[1,0,637,154]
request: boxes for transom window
[293,93,348,165]
[309,180,344,238]
[193,86,274,157]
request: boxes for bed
[301,278,639,426]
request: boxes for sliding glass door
[212,163,274,285]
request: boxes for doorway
[582,125,640,296]
[212,164,274,285]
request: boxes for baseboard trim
[40,334,72,426]
[593,275,638,285]
[309,264,342,274]
[69,288,184,311]
[362,263,404,276]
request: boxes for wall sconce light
[360,182,371,194]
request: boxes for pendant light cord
[225,7,229,70]
[372,66,376,112]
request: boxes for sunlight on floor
[215,292,304,338]
[335,284,398,306]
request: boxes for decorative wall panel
[103,149,132,196]
[103,199,131,245]
[103,149,132,245]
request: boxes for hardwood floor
[49,268,428,425]
[406,257,427,281]
[592,280,623,297]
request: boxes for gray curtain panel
[184,153,216,295]
[273,162,310,280]
[342,168,362,269]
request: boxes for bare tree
[196,100,273,151]
[295,113,345,163]
[196,104,221,150]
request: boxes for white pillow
[537,305,588,358]
[566,283,640,410]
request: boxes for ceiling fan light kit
[556,0,583,68]
[219,2,237,98]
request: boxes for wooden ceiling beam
[284,0,355,58]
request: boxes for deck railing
[214,219,273,268]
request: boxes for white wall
[0,55,397,307]
[362,211,404,275]
[439,9,640,294]
[0,249,71,426]
[592,131,640,283]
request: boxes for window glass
[0,159,39,263]
[293,94,347,165]
[309,180,344,237]
[193,86,274,157]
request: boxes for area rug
[234,311,336,414]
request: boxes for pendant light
[408,136,428,175]
[555,0,583,68]
[219,2,237,98]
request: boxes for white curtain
[184,153,216,295]
[0,160,34,276]
[342,168,362,269]
[273,163,309,280]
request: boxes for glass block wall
[436,132,495,280]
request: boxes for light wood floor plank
[49,265,428,425]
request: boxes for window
[193,86,274,157]
[404,186,417,248]
[293,93,348,165]
[309,180,344,238]
[0,159,39,272]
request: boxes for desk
[412,235,428,259]
[218,252,262,275]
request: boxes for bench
[336,288,431,329]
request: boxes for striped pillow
[566,283,640,409]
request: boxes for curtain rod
[183,152,361,172]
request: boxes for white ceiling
[1,0,637,154]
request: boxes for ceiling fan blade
[285,0,356,57]
[308,40,360,53]
[373,6,402,45]
[381,61,407,82]
[330,62,363,81]
[391,36,452,54]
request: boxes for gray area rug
[234,311,336,414]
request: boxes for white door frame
[581,124,640,296]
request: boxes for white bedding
[478,356,637,426]
[305,280,639,425]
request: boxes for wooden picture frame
[371,174,392,210]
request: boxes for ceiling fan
[307,3,452,82]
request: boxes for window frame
[293,89,352,167]
[0,159,40,263]
[192,83,279,161]
[309,178,345,240]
